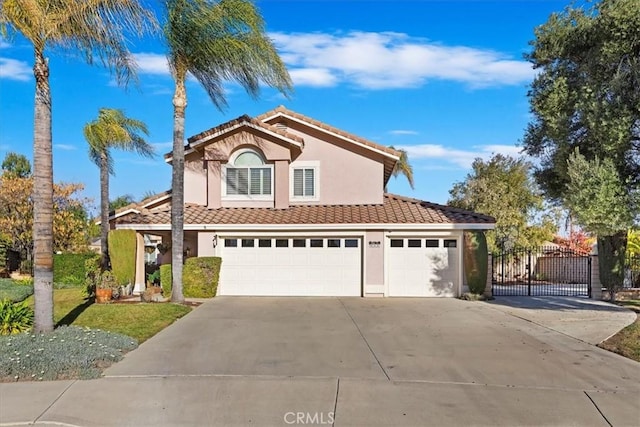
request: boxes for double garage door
[219,237,362,296]
[218,235,460,297]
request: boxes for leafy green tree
[84,108,153,270]
[388,146,414,190]
[448,154,555,251]
[0,0,154,332]
[109,195,137,211]
[565,149,637,297]
[523,0,640,296]
[1,152,31,178]
[162,0,292,302]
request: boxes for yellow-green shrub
[107,230,136,286]
[160,257,221,298]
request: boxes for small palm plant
[0,300,34,335]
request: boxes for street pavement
[1,296,638,426]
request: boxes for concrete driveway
[2,297,639,426]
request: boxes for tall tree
[0,0,154,332]
[84,108,153,271]
[388,146,414,190]
[565,149,637,297]
[110,194,137,211]
[1,152,31,178]
[162,0,292,302]
[523,0,640,293]
[448,154,555,251]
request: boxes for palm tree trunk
[171,76,186,303]
[100,151,110,271]
[32,49,54,332]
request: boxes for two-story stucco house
[113,106,495,297]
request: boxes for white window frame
[290,161,320,202]
[222,148,274,201]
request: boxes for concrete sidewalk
[1,297,638,426]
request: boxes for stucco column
[484,254,493,298]
[590,255,602,300]
[274,160,289,209]
[207,160,222,209]
[133,232,146,295]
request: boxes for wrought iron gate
[492,246,591,297]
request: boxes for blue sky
[0,0,571,211]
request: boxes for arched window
[224,149,272,198]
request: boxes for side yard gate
[492,246,591,297]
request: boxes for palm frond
[389,146,415,189]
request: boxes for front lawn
[25,288,192,343]
[599,300,640,363]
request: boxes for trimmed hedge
[160,264,172,297]
[108,230,137,286]
[53,253,100,287]
[160,257,221,298]
[463,231,488,295]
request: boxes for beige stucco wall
[284,127,384,205]
[184,153,207,205]
[204,130,294,209]
[364,231,384,295]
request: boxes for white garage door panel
[388,238,459,297]
[219,238,361,296]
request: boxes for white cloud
[54,144,77,151]
[0,39,10,49]
[133,53,170,75]
[389,130,418,135]
[397,143,524,169]
[0,57,31,81]
[270,31,533,89]
[288,68,337,87]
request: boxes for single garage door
[388,237,460,297]
[219,237,362,296]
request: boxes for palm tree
[163,0,292,302]
[0,0,154,332]
[84,108,154,271]
[387,146,415,191]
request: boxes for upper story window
[290,161,319,201]
[223,149,273,199]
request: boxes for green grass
[599,300,640,363]
[0,278,34,302]
[25,288,192,343]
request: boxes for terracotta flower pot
[95,288,112,304]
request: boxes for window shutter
[304,169,314,196]
[237,168,248,195]
[227,168,238,195]
[293,169,303,196]
[262,168,272,195]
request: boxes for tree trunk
[597,230,627,302]
[171,76,186,303]
[100,151,110,271]
[32,49,54,332]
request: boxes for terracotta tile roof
[114,193,495,227]
[162,115,304,160]
[257,106,401,158]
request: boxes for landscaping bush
[0,279,34,303]
[84,256,101,298]
[0,325,138,381]
[0,300,33,335]
[160,264,172,297]
[160,257,221,298]
[464,231,488,295]
[184,257,221,298]
[53,253,99,287]
[108,230,137,286]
